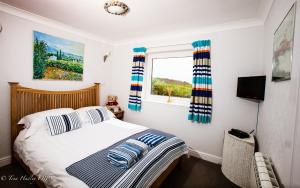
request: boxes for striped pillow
[86,108,110,125]
[46,112,82,136]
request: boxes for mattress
[14,119,147,188]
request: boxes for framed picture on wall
[272,3,296,82]
[33,31,85,81]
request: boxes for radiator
[250,152,280,188]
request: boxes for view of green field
[151,77,192,98]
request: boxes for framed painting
[272,3,296,82]
[33,31,85,81]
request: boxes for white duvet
[14,119,148,188]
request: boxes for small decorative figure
[106,95,121,112]
[167,87,173,103]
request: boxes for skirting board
[0,155,11,167]
[0,150,221,167]
[188,148,222,164]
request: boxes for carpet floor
[161,156,239,188]
[0,156,239,188]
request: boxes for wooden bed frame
[9,82,180,188]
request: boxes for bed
[9,82,188,188]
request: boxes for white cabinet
[221,130,255,188]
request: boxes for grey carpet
[161,156,239,188]
[0,156,239,188]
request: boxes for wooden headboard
[9,82,100,154]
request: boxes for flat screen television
[237,76,266,101]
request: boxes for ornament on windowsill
[167,87,173,103]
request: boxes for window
[145,50,193,105]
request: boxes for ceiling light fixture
[104,0,129,16]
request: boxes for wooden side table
[221,130,255,187]
[112,110,124,120]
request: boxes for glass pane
[151,56,193,98]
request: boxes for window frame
[144,50,193,106]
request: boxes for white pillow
[18,108,74,138]
[76,106,115,125]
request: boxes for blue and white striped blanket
[107,139,149,169]
[66,129,188,188]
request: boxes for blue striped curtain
[128,47,147,111]
[188,40,212,123]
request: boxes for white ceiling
[0,0,272,44]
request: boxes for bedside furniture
[112,110,124,120]
[221,130,255,187]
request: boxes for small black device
[228,129,250,139]
[237,76,266,101]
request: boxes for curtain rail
[147,42,191,49]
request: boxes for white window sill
[142,99,190,107]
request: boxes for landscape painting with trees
[33,31,84,80]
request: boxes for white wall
[292,99,300,187]
[0,11,113,163]
[110,25,264,160]
[257,0,300,187]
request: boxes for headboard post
[95,83,100,105]
[9,82,19,160]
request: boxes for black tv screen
[237,76,266,100]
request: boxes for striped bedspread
[66,129,188,188]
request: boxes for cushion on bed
[46,112,82,136]
[86,108,110,125]
[76,106,115,125]
[18,108,75,139]
[18,108,74,128]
